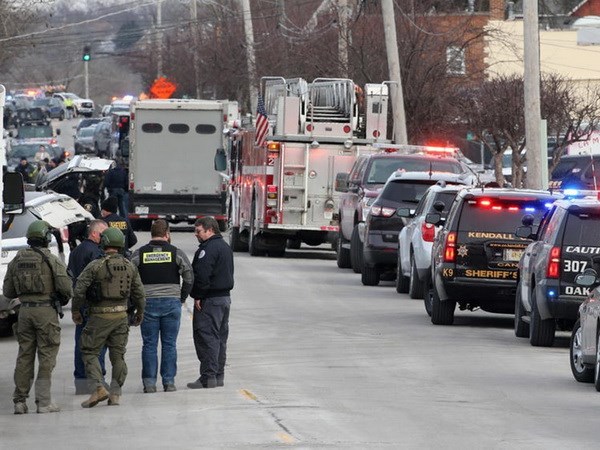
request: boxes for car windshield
[33,99,51,107]
[459,199,551,233]
[78,128,95,137]
[17,126,53,139]
[552,159,587,179]
[111,105,129,112]
[379,180,440,203]
[9,144,60,159]
[367,159,462,184]
[65,93,79,99]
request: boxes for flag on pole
[255,94,269,147]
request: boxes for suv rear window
[379,180,439,203]
[563,209,600,246]
[459,199,549,233]
[367,159,462,184]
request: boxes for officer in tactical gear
[4,220,73,414]
[72,227,145,408]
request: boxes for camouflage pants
[81,316,129,395]
[13,306,60,407]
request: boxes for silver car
[74,126,97,154]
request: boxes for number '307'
[563,260,587,273]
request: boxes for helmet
[100,227,125,249]
[26,220,53,244]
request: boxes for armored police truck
[128,99,238,230]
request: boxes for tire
[248,199,265,257]
[423,275,433,317]
[571,319,594,383]
[336,234,351,269]
[395,253,409,293]
[408,255,425,299]
[229,227,247,252]
[94,143,100,157]
[269,245,286,258]
[514,281,530,338]
[595,332,600,391]
[287,238,301,250]
[529,289,555,347]
[361,264,380,286]
[431,284,455,325]
[350,224,363,274]
[59,111,64,121]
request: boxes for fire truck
[227,77,392,257]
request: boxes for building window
[446,45,466,76]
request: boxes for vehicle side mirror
[575,268,599,287]
[425,212,442,225]
[335,172,349,193]
[56,128,61,135]
[515,226,535,239]
[3,172,25,215]
[214,148,227,171]
[521,214,534,226]
[433,201,445,212]
[397,207,413,218]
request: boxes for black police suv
[361,171,474,286]
[515,196,600,347]
[428,188,561,325]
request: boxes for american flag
[255,94,269,147]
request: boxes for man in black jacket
[187,217,234,389]
[100,196,137,254]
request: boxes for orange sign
[150,77,177,99]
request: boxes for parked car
[76,117,103,133]
[396,182,465,304]
[0,191,94,336]
[515,196,600,346]
[428,188,561,325]
[6,141,63,170]
[52,92,94,117]
[361,171,474,286]
[92,121,112,157]
[12,124,60,143]
[32,97,66,120]
[74,126,97,155]
[14,106,49,127]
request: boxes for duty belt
[89,305,128,314]
[20,302,52,307]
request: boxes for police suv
[515,195,600,347]
[428,188,560,325]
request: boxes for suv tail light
[421,222,435,242]
[547,246,561,278]
[443,231,457,262]
[370,205,396,217]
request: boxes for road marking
[276,432,295,444]
[240,389,259,402]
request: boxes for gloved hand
[72,311,83,325]
[132,312,143,327]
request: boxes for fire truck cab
[228,77,392,257]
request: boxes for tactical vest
[137,242,180,285]
[95,255,134,302]
[12,249,54,296]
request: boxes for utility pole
[190,0,201,99]
[523,0,542,189]
[241,0,258,114]
[157,0,163,77]
[84,61,89,99]
[381,0,408,144]
[338,0,350,78]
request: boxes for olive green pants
[81,316,129,395]
[13,306,60,407]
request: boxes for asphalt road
[1,230,599,449]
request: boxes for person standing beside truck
[4,220,73,414]
[101,196,137,254]
[104,159,129,218]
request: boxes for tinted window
[196,124,216,134]
[142,123,163,133]
[379,180,439,203]
[563,208,600,246]
[169,124,189,134]
[458,199,550,233]
[367,159,462,184]
[17,127,52,139]
[552,159,587,179]
[431,191,458,217]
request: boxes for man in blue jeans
[131,219,193,392]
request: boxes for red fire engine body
[228,77,392,257]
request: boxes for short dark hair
[151,219,170,237]
[194,217,220,235]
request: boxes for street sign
[150,77,177,99]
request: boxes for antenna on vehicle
[429,161,433,178]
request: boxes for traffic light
[82,45,91,62]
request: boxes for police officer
[72,228,145,408]
[131,219,193,393]
[4,220,73,414]
[67,219,108,394]
[100,196,137,253]
[187,217,234,390]
[104,159,129,218]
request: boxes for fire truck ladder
[262,76,309,129]
[307,78,357,126]
[278,143,310,225]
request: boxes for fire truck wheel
[229,227,248,252]
[350,225,363,274]
[287,238,301,250]
[249,203,266,257]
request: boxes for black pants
[192,296,230,383]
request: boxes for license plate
[504,249,524,261]
[135,206,149,214]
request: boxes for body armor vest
[96,255,133,302]
[13,249,54,296]
[137,242,180,285]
